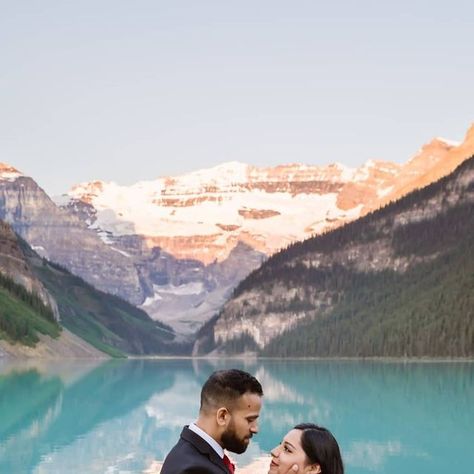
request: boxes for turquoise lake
[0,359,472,473]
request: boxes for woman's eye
[283,446,291,452]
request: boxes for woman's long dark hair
[294,423,344,474]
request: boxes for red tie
[223,454,235,474]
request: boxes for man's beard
[221,421,251,454]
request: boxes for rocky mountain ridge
[198,153,474,357]
[1,124,473,335]
[58,125,474,334]
[0,220,59,320]
[0,217,179,357]
[0,166,266,334]
[61,127,474,266]
[0,170,144,305]
[0,220,106,357]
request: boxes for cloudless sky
[1,1,473,196]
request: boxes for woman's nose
[270,445,280,457]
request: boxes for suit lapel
[181,426,229,473]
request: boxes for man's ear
[216,407,230,427]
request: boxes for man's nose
[250,421,259,433]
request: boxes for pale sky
[1,1,473,196]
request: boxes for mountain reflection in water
[0,359,472,474]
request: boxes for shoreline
[126,355,474,362]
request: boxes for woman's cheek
[281,455,291,471]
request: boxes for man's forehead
[235,392,262,412]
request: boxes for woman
[268,423,344,474]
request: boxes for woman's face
[268,429,320,474]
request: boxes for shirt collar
[189,422,224,458]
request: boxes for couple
[161,369,344,474]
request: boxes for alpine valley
[0,220,180,358]
[0,124,473,357]
[58,124,474,335]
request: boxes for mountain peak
[69,180,108,204]
[182,161,249,184]
[0,163,23,180]
[464,123,474,143]
[408,137,456,165]
[71,180,106,195]
[210,161,248,172]
[435,137,461,147]
[425,137,457,150]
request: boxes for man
[161,368,263,474]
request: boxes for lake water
[0,358,472,473]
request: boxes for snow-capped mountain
[2,124,473,336]
[62,160,382,263]
[0,163,265,336]
[202,144,474,357]
[0,164,144,305]
[60,127,474,266]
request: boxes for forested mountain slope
[2,124,473,335]
[0,219,183,357]
[22,242,185,357]
[0,221,61,347]
[195,155,474,357]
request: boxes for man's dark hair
[200,369,263,412]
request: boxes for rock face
[0,219,109,358]
[0,217,176,357]
[137,242,265,334]
[57,125,474,334]
[3,125,474,336]
[0,165,265,335]
[62,161,393,263]
[205,153,474,356]
[0,168,144,305]
[0,220,59,320]
[62,127,474,266]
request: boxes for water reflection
[0,359,472,474]
[0,359,175,473]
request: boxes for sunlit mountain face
[1,124,473,335]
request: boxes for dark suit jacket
[161,426,230,474]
